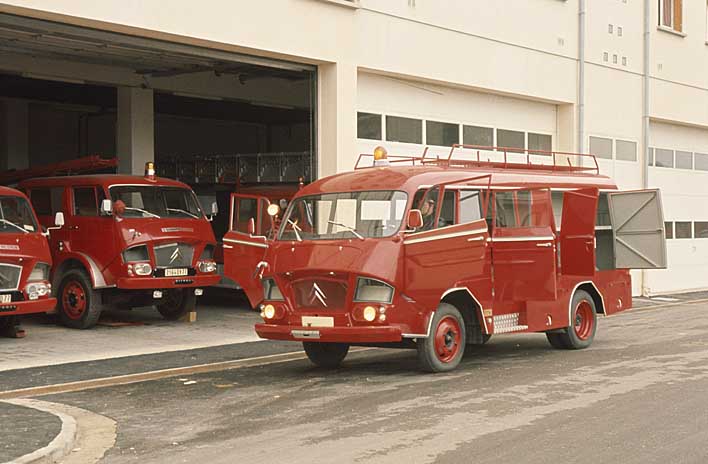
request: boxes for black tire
[156,289,196,321]
[547,290,597,350]
[417,303,467,373]
[56,269,103,329]
[303,342,349,368]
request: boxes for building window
[616,140,638,161]
[659,0,683,32]
[589,136,613,160]
[357,112,382,140]
[386,116,422,144]
[695,153,708,171]
[463,125,494,147]
[648,147,655,166]
[528,133,552,152]
[496,129,525,152]
[695,222,708,238]
[426,120,459,147]
[675,150,693,169]
[665,221,674,239]
[675,221,692,239]
[654,148,674,168]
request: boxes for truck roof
[299,164,618,197]
[19,174,192,190]
[0,185,29,199]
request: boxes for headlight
[200,245,215,260]
[263,304,276,319]
[133,263,152,276]
[363,306,377,322]
[198,261,217,273]
[25,282,50,300]
[354,278,394,303]
[262,278,284,301]
[123,245,149,263]
[29,262,50,282]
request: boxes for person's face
[421,200,434,216]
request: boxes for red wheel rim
[433,316,462,363]
[62,281,87,320]
[573,300,594,340]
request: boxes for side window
[73,187,98,216]
[459,190,483,224]
[233,197,258,234]
[493,190,553,229]
[494,191,517,228]
[30,188,63,216]
[439,190,456,227]
[259,199,271,236]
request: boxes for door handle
[536,242,553,247]
[223,244,234,249]
[467,236,484,242]
[69,225,79,230]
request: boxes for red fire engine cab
[234,145,667,372]
[0,186,59,338]
[20,168,220,329]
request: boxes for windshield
[279,191,408,241]
[109,186,203,219]
[0,196,38,234]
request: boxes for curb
[1,399,77,464]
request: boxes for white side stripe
[223,238,269,248]
[404,228,488,245]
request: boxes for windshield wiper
[0,219,28,233]
[166,208,199,219]
[124,207,161,218]
[286,219,303,242]
[328,220,364,240]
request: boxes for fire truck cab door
[222,194,273,308]
[560,188,599,276]
[607,189,667,269]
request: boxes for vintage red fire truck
[20,167,220,329]
[232,145,667,372]
[0,186,59,338]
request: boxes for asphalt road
[10,298,708,464]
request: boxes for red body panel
[0,186,56,318]
[19,175,218,293]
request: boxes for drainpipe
[642,0,651,295]
[578,0,586,154]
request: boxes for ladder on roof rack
[355,145,600,175]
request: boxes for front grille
[154,243,194,268]
[0,264,22,291]
[291,279,348,310]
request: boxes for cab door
[559,188,599,276]
[222,194,273,308]
[491,189,557,302]
[68,186,114,271]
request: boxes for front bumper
[0,297,56,317]
[255,323,403,343]
[116,274,220,290]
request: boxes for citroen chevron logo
[169,247,183,265]
[308,283,328,307]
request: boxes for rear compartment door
[560,188,598,276]
[607,189,667,269]
[222,194,273,308]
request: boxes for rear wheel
[57,269,103,329]
[546,290,597,350]
[0,316,25,338]
[156,289,196,321]
[417,303,467,373]
[303,342,349,368]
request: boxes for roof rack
[355,145,600,175]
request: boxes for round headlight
[198,261,217,273]
[263,304,276,319]
[267,204,280,216]
[363,306,377,322]
[134,263,152,276]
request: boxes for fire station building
[0,0,706,296]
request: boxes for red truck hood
[116,217,216,248]
[0,232,52,263]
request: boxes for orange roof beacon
[234,145,668,372]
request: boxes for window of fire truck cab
[108,186,203,219]
[278,191,408,240]
[489,190,554,231]
[411,188,485,232]
[0,195,38,233]
[232,197,271,236]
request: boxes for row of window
[357,112,553,151]
[665,221,708,239]
[588,136,638,161]
[648,148,708,170]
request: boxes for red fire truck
[236,145,667,372]
[20,168,220,329]
[0,186,59,338]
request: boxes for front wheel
[546,290,597,350]
[156,289,196,321]
[303,342,349,368]
[57,269,103,329]
[417,303,467,373]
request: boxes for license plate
[0,294,10,304]
[165,268,188,277]
[301,316,334,328]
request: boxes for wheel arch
[52,253,110,290]
[441,288,489,341]
[571,281,606,318]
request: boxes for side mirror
[54,212,65,227]
[247,217,256,236]
[100,199,113,216]
[407,209,423,229]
